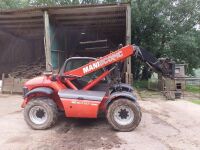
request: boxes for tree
[131,0,200,79]
[0,0,28,9]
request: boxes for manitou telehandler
[21,45,174,131]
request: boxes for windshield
[63,58,107,83]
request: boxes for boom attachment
[134,45,175,78]
[65,45,135,78]
[63,44,174,89]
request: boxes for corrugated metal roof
[0,3,128,13]
[0,3,128,40]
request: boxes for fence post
[1,73,5,93]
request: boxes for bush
[133,80,148,89]
[186,85,200,93]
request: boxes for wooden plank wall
[1,74,28,94]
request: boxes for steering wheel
[91,72,99,80]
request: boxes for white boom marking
[83,51,123,74]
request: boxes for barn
[0,3,132,93]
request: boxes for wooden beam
[62,23,125,27]
[125,4,132,84]
[62,25,125,30]
[80,39,107,45]
[53,13,125,21]
[48,6,125,15]
[0,13,43,19]
[79,48,109,53]
[56,16,126,23]
[0,18,43,24]
[0,22,43,27]
[44,11,51,71]
[84,46,109,51]
[0,24,44,29]
[60,18,125,26]
[61,24,125,30]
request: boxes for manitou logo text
[83,51,123,74]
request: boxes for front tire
[107,99,141,132]
[24,98,58,130]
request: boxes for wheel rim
[113,105,134,126]
[29,106,48,125]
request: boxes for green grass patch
[186,85,200,93]
[133,80,148,90]
[133,80,163,100]
[191,100,200,105]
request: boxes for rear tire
[107,99,141,132]
[24,97,58,130]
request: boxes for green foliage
[133,80,148,89]
[191,100,200,105]
[131,0,200,79]
[0,0,28,9]
[186,85,200,93]
[28,0,73,6]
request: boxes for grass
[133,80,162,99]
[133,80,148,90]
[186,85,200,94]
[191,100,200,105]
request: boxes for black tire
[24,97,58,130]
[107,99,142,132]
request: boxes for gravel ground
[0,92,199,150]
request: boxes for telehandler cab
[22,45,174,131]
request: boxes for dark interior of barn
[48,5,127,68]
[0,4,128,79]
[0,9,45,78]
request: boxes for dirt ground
[0,91,200,150]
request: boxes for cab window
[65,59,90,72]
[64,59,106,83]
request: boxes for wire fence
[184,78,200,100]
[147,77,200,100]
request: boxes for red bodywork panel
[24,76,66,91]
[22,76,66,110]
[61,98,101,118]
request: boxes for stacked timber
[1,58,46,94]
[9,58,46,79]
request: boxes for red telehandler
[22,45,174,131]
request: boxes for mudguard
[106,91,137,107]
[110,83,133,93]
[24,87,54,98]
